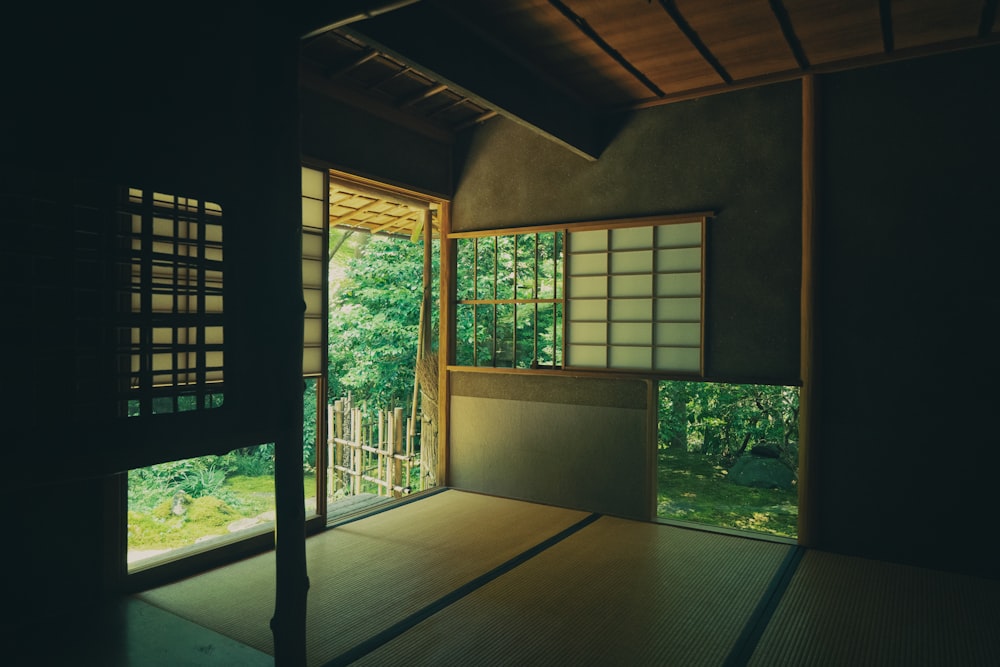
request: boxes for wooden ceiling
[327,177,439,239]
[301,0,999,158]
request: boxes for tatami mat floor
[54,488,1000,666]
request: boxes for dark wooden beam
[980,0,998,38]
[879,0,894,53]
[344,3,604,160]
[657,0,733,85]
[769,0,810,71]
[299,0,423,40]
[548,0,664,97]
[324,48,379,78]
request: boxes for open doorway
[657,380,799,540]
[303,166,442,522]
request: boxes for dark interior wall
[2,4,303,478]
[452,82,803,383]
[2,4,303,628]
[445,83,801,521]
[815,45,1000,579]
[300,88,452,197]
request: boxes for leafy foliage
[455,232,562,367]
[327,235,436,409]
[659,381,799,469]
[657,380,800,538]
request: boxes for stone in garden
[728,455,795,490]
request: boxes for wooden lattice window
[454,231,564,368]
[452,213,709,375]
[118,188,225,416]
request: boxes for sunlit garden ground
[657,445,798,539]
[128,471,315,557]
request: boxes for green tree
[659,381,799,468]
[327,234,435,410]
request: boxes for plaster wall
[450,372,652,520]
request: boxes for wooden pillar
[437,201,454,487]
[798,74,820,548]
[266,19,308,665]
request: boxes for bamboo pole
[393,407,404,497]
[353,407,362,495]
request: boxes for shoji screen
[565,219,704,374]
[301,166,326,376]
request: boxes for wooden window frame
[449,211,712,377]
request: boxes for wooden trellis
[327,395,420,498]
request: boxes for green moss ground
[128,473,316,551]
[657,446,798,539]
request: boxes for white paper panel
[302,232,324,260]
[656,247,701,272]
[303,347,323,375]
[611,249,653,274]
[656,272,701,297]
[302,197,324,230]
[610,322,652,345]
[205,351,224,371]
[570,229,608,252]
[656,221,702,247]
[303,289,324,315]
[569,275,607,298]
[568,252,607,276]
[655,322,701,347]
[610,274,652,297]
[656,297,701,321]
[204,294,223,314]
[569,298,607,321]
[568,321,606,345]
[304,318,324,345]
[302,258,324,288]
[153,353,173,371]
[611,226,653,249]
[301,166,324,199]
[568,344,607,367]
[610,298,652,321]
[654,346,701,372]
[610,346,651,368]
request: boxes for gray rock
[728,455,795,490]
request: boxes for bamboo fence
[327,394,421,498]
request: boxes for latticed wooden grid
[117,188,225,416]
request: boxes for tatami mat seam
[722,544,805,667]
[320,511,603,667]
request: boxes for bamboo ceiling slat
[564,0,724,96]
[782,0,884,66]
[674,0,800,81]
[892,0,985,51]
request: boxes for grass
[657,445,798,539]
[128,472,316,552]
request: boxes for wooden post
[798,74,819,548]
[405,416,413,491]
[333,399,343,494]
[438,202,453,488]
[353,407,362,496]
[377,409,386,496]
[393,407,404,496]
